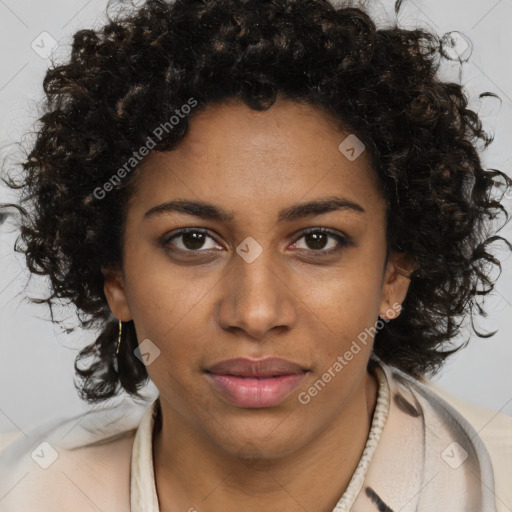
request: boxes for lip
[205,357,309,408]
[206,357,308,377]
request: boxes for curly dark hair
[2,0,511,404]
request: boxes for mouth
[204,357,310,408]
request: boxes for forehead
[126,98,385,219]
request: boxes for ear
[379,251,415,320]
[102,265,133,322]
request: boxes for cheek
[301,270,383,408]
[300,261,385,367]
[305,261,383,330]
[122,247,215,340]
[121,253,215,386]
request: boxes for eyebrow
[143,196,365,223]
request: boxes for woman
[0,0,511,510]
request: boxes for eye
[162,227,352,256]
[163,228,221,253]
[291,227,352,254]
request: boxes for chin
[205,416,311,461]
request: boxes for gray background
[0,0,511,434]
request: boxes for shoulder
[423,380,512,512]
[379,362,511,512]
[0,399,152,512]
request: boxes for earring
[113,320,122,373]
[115,320,122,355]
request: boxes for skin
[103,96,412,512]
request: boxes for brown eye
[164,228,220,253]
[292,228,352,254]
[180,231,207,250]
[303,231,330,250]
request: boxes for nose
[217,248,297,341]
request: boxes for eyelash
[162,227,352,256]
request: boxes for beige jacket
[0,362,510,511]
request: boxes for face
[103,96,410,459]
